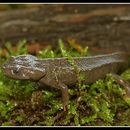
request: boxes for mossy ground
[0,39,130,126]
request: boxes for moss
[0,39,130,126]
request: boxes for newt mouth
[36,73,46,83]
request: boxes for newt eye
[12,68,19,74]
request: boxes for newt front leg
[58,82,69,111]
[53,69,69,111]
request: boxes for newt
[1,52,130,111]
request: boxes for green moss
[0,101,15,120]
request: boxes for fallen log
[0,4,130,53]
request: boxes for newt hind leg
[110,73,130,98]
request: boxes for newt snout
[1,55,46,81]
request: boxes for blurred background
[0,4,130,55]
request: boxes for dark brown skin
[1,52,130,111]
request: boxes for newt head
[1,55,46,81]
